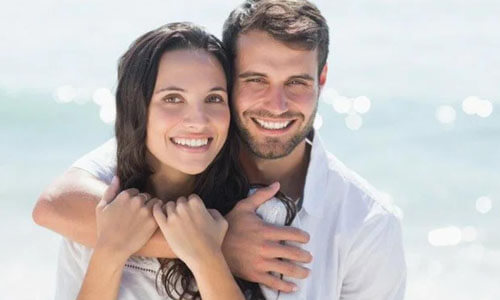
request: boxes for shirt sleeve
[340,211,407,300]
[71,138,117,185]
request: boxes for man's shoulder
[71,138,117,184]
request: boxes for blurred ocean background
[1,0,499,299]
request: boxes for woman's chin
[178,163,211,176]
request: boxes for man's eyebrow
[154,86,185,94]
[289,74,315,81]
[238,72,267,79]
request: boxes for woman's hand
[95,176,160,262]
[152,194,228,269]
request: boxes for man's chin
[246,139,296,159]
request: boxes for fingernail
[270,181,279,188]
[292,285,298,292]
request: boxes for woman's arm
[32,168,176,258]
[153,195,244,300]
[77,177,160,300]
[190,248,245,299]
[77,247,128,300]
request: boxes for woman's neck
[145,153,196,201]
[146,171,195,202]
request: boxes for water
[1,0,499,299]
[1,89,498,299]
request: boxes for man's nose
[264,86,288,115]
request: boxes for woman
[62,22,295,300]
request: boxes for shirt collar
[301,130,329,217]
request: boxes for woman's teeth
[172,138,209,148]
[255,119,292,130]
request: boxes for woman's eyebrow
[209,86,227,93]
[154,86,185,94]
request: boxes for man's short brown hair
[223,0,330,76]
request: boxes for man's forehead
[235,30,318,75]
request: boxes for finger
[145,197,160,210]
[187,194,205,209]
[153,201,167,224]
[207,208,224,221]
[245,182,280,210]
[263,242,313,263]
[136,193,151,205]
[165,201,176,216]
[264,224,310,244]
[97,176,120,208]
[259,273,297,293]
[176,196,187,205]
[115,188,139,203]
[175,196,189,215]
[141,193,153,203]
[265,259,310,279]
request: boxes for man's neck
[240,140,311,200]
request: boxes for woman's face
[146,49,230,177]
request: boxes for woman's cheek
[209,105,231,147]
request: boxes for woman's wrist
[185,247,225,274]
[188,249,244,299]
[93,244,130,266]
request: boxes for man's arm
[32,168,313,292]
[32,167,176,258]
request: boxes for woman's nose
[182,104,209,130]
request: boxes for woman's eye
[206,95,224,103]
[162,95,182,103]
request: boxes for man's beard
[234,103,317,159]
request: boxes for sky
[0,0,499,104]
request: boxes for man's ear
[319,63,328,90]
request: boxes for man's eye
[162,95,182,103]
[288,80,306,86]
[206,95,224,103]
[247,78,264,83]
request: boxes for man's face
[232,30,326,159]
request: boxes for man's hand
[222,182,312,293]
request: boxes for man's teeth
[172,138,209,147]
[255,119,291,130]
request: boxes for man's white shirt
[56,131,406,299]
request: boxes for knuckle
[254,259,266,272]
[139,206,150,216]
[125,188,139,197]
[220,218,229,231]
[188,194,203,206]
[302,231,310,242]
[260,241,273,253]
[130,196,142,206]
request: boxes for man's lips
[250,117,297,134]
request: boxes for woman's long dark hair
[114,22,296,299]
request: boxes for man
[33,0,406,299]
